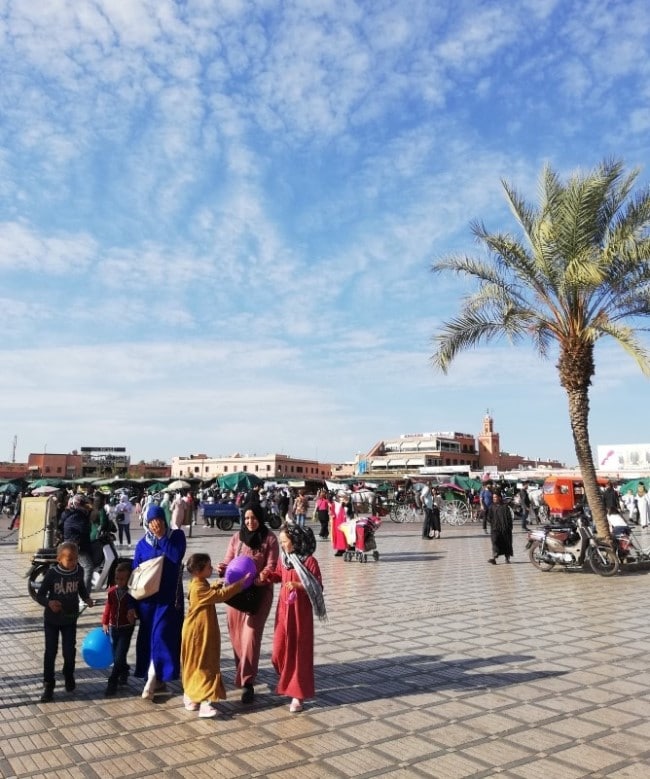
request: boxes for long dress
[268,555,322,700]
[181,577,245,704]
[487,503,514,559]
[331,502,348,552]
[133,529,186,681]
[221,532,279,688]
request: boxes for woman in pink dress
[216,505,279,703]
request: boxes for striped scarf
[282,551,327,622]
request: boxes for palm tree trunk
[565,386,610,541]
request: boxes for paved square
[2,518,650,777]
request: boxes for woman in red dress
[331,493,352,556]
[261,523,326,712]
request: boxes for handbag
[128,555,165,600]
[225,585,263,614]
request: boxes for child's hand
[49,600,62,613]
[85,598,94,608]
[238,572,254,586]
[258,571,268,583]
[127,609,137,624]
[285,581,301,592]
[102,624,110,635]
[216,563,226,576]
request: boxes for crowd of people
[25,475,650,715]
[33,488,329,717]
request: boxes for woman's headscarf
[239,503,269,549]
[280,523,327,622]
[144,504,171,547]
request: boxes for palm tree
[431,159,650,540]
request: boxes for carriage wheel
[442,500,469,525]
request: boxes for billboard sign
[598,444,650,470]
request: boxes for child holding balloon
[181,553,252,718]
[101,561,138,696]
[36,541,94,702]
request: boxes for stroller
[339,515,381,563]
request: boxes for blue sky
[1,0,650,468]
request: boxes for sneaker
[289,698,304,713]
[241,684,254,704]
[40,685,54,703]
[184,694,199,711]
[104,680,118,697]
[64,676,76,692]
[198,701,219,718]
[142,683,155,700]
[487,558,497,565]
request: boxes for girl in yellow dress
[181,553,250,718]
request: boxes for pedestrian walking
[35,541,94,702]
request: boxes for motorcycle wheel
[528,540,555,571]
[27,564,50,602]
[588,545,620,577]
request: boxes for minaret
[478,410,500,468]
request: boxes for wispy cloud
[1,0,649,466]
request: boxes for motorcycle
[27,530,124,602]
[526,511,619,577]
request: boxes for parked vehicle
[526,511,619,576]
[541,475,608,519]
[609,523,650,567]
[199,500,282,530]
[26,531,122,602]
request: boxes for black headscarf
[239,503,269,549]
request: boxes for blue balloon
[224,556,256,589]
[82,627,114,669]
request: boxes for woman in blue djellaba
[133,504,186,699]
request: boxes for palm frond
[593,321,650,376]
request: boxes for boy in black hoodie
[36,541,94,702]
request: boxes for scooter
[27,531,122,602]
[526,511,619,577]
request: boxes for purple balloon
[224,556,256,589]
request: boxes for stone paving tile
[507,756,595,778]
[323,746,406,776]
[4,521,650,778]
[462,737,533,768]
[410,751,490,778]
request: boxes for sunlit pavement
[2,518,650,778]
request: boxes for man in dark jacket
[603,481,620,514]
[60,494,94,595]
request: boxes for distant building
[171,453,332,481]
[128,460,171,479]
[25,446,132,480]
[0,461,28,479]
[359,414,564,477]
[27,452,83,479]
[79,447,130,478]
